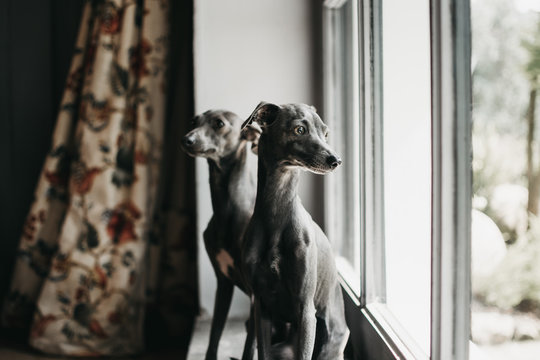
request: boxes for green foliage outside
[472,0,540,314]
[475,216,540,313]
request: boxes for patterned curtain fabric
[1,0,197,356]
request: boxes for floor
[0,347,188,360]
[187,318,251,360]
[0,339,188,360]
[5,322,540,360]
[0,318,248,360]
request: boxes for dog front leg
[297,303,316,360]
[241,301,256,360]
[255,297,272,360]
[205,277,234,360]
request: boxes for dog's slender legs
[205,277,234,360]
[255,298,272,360]
[241,303,256,360]
[297,303,317,360]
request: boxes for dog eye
[325,131,329,140]
[215,119,225,129]
[294,126,306,135]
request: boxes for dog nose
[183,135,195,147]
[327,155,342,169]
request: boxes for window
[323,0,362,299]
[323,0,472,359]
[381,0,431,353]
[470,1,540,359]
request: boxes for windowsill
[336,256,361,304]
[363,303,429,360]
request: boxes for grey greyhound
[241,102,350,360]
[182,109,260,360]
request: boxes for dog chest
[253,270,297,322]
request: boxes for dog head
[242,102,342,174]
[182,109,260,161]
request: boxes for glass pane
[471,0,540,358]
[382,0,431,354]
[324,0,361,294]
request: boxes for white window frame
[430,0,472,358]
[323,0,362,301]
[323,0,472,359]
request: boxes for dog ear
[241,122,262,155]
[241,101,280,131]
[241,121,262,142]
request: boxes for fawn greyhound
[182,109,260,360]
[241,102,349,360]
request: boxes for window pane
[324,0,361,295]
[382,0,431,353]
[471,0,540,358]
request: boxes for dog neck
[255,156,301,218]
[207,141,251,214]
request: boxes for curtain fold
[1,0,197,356]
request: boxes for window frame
[430,0,472,358]
[323,0,363,300]
[322,0,472,359]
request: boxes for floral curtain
[1,0,197,356]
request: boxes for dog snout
[183,134,196,148]
[326,155,342,169]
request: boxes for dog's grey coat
[241,102,349,360]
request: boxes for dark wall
[0,0,85,301]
